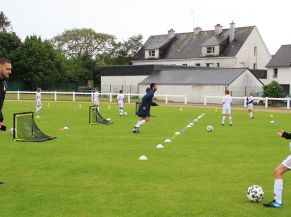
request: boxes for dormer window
[206,46,215,54]
[149,50,156,57]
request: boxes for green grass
[0,101,291,217]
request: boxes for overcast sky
[2,0,290,54]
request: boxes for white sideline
[6,91,188,105]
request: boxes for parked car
[253,92,272,105]
[77,86,95,93]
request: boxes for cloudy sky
[2,0,290,54]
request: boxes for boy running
[263,130,291,208]
[247,91,254,119]
[36,88,42,113]
[91,88,100,112]
[132,83,158,133]
[222,90,233,126]
[117,90,125,116]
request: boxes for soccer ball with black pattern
[246,185,264,202]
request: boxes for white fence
[6,91,188,105]
[204,96,291,109]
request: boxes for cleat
[0,180,5,184]
[263,200,283,208]
[132,127,140,134]
[230,124,232,126]
[221,124,224,126]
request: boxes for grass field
[0,101,291,217]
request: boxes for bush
[263,81,283,98]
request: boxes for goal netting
[13,112,55,142]
[89,106,113,125]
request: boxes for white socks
[222,116,226,125]
[249,112,254,119]
[36,106,42,113]
[135,120,146,128]
[274,179,283,204]
[119,109,124,116]
[222,116,232,125]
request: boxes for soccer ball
[246,185,264,202]
[123,112,128,116]
[206,125,214,132]
[9,127,16,135]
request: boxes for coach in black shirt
[0,57,12,185]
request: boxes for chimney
[214,24,223,35]
[168,29,175,38]
[194,27,202,35]
[229,21,235,42]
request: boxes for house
[100,64,196,93]
[138,68,263,103]
[133,22,271,69]
[265,45,291,94]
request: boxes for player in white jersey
[91,88,100,112]
[263,130,291,209]
[222,90,233,126]
[117,90,125,116]
[247,91,254,119]
[36,88,42,113]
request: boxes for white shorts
[118,102,124,109]
[36,100,42,106]
[282,155,291,169]
[248,104,253,110]
[93,100,99,106]
[222,108,231,115]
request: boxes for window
[254,46,257,55]
[206,46,215,54]
[206,63,214,67]
[273,68,278,78]
[149,50,155,57]
[182,64,188,67]
[253,63,257,69]
[217,63,220,68]
[195,63,201,67]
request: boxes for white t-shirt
[36,92,42,102]
[92,91,100,105]
[223,94,232,109]
[247,96,254,105]
[117,93,124,103]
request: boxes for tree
[13,36,66,89]
[0,31,21,58]
[52,28,115,59]
[96,34,143,66]
[0,11,12,32]
[263,81,284,98]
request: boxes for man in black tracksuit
[0,57,12,185]
[132,83,158,133]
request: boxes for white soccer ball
[9,128,15,135]
[206,125,214,132]
[123,112,128,116]
[246,185,264,202]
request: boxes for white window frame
[148,50,156,57]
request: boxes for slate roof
[134,26,255,60]
[100,64,197,76]
[139,68,249,85]
[266,45,291,67]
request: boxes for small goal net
[89,106,113,125]
[13,112,55,142]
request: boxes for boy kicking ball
[132,83,157,133]
[247,91,254,119]
[263,130,291,208]
[117,90,125,116]
[222,90,233,126]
